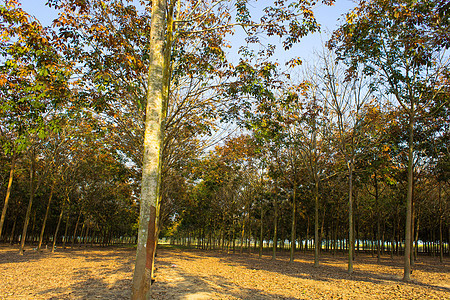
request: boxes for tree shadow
[215,250,450,294]
[162,248,449,295]
[38,269,132,299]
[0,244,136,265]
[151,258,299,299]
[0,245,65,264]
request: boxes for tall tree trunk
[52,201,65,253]
[232,219,236,253]
[305,216,310,253]
[0,154,15,241]
[63,213,70,248]
[403,108,414,281]
[240,216,245,254]
[411,199,415,266]
[439,182,443,263]
[19,150,36,255]
[321,206,326,255]
[71,210,82,248]
[375,173,381,263]
[78,222,86,247]
[131,0,168,298]
[290,185,296,263]
[84,227,90,248]
[332,221,337,256]
[348,158,354,273]
[314,175,320,267]
[356,208,360,256]
[259,201,264,258]
[38,183,55,251]
[414,216,419,260]
[9,216,17,245]
[31,210,37,244]
[272,197,278,260]
[391,216,395,259]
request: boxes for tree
[312,49,373,273]
[297,83,331,267]
[330,0,450,280]
[41,0,335,296]
[0,0,72,252]
[129,0,167,297]
[356,103,398,262]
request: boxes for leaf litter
[0,245,448,299]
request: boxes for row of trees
[0,0,448,298]
[154,0,449,286]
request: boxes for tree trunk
[78,222,86,247]
[414,217,419,260]
[403,108,414,281]
[305,216,310,254]
[84,227,90,248]
[290,185,296,263]
[240,217,245,254]
[391,217,395,259]
[9,216,17,245]
[0,154,15,241]
[332,221,337,256]
[63,213,70,248]
[232,219,236,253]
[72,210,82,248]
[348,158,354,273]
[52,201,65,253]
[131,0,168,298]
[321,206,326,255]
[375,173,381,263]
[38,183,55,251]
[19,150,36,255]
[259,201,264,258]
[314,175,320,267]
[439,182,443,263]
[411,196,415,266]
[272,197,278,260]
[30,210,37,244]
[356,214,360,256]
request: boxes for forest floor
[0,244,449,299]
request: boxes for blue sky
[19,0,355,66]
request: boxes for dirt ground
[0,244,448,299]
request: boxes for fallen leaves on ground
[0,245,448,299]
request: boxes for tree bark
[305,216,310,253]
[78,222,86,247]
[63,213,70,248]
[375,173,381,263]
[9,216,17,245]
[348,158,354,273]
[439,182,443,263]
[290,185,296,263]
[71,210,82,248]
[314,175,320,267]
[52,200,65,253]
[403,108,414,281]
[240,216,245,254]
[0,154,15,241]
[259,200,264,257]
[131,0,168,293]
[272,197,278,260]
[19,150,36,255]
[411,199,415,266]
[414,216,419,260]
[38,182,55,251]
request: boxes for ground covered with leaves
[0,244,448,299]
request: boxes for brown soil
[0,244,448,299]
